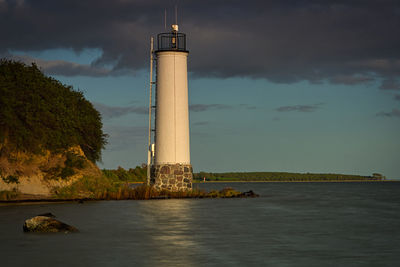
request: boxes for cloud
[376,109,400,118]
[239,104,257,110]
[1,0,400,85]
[2,53,128,77]
[380,78,400,91]
[41,60,112,77]
[330,74,374,85]
[276,103,323,113]
[94,102,249,118]
[93,102,147,119]
[189,104,231,112]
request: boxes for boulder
[240,190,259,198]
[37,212,56,218]
[23,215,78,233]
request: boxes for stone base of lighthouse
[151,164,193,191]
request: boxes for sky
[1,0,400,179]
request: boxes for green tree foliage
[102,166,147,183]
[0,60,107,162]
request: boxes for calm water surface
[1,182,399,266]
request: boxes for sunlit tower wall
[151,24,193,191]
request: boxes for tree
[0,59,107,162]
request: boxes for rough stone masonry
[151,163,193,191]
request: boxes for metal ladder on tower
[147,37,157,186]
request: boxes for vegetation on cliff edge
[0,60,107,162]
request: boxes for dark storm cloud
[276,103,323,113]
[1,0,400,86]
[93,102,147,119]
[376,109,400,118]
[3,53,116,76]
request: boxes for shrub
[65,152,86,169]
[102,166,147,183]
[60,167,75,179]
[2,175,20,184]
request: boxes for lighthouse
[148,24,193,191]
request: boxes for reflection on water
[137,200,198,266]
[0,182,400,267]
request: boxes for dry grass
[87,185,246,200]
[0,190,20,201]
[53,176,253,200]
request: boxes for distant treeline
[193,172,385,181]
[102,166,147,183]
[101,166,385,183]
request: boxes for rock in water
[23,216,78,233]
[240,190,259,198]
[37,212,56,218]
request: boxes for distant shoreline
[126,180,396,184]
[1,180,397,205]
[193,180,398,183]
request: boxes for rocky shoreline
[0,188,259,204]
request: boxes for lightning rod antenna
[175,5,178,25]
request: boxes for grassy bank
[53,175,255,200]
[0,175,257,202]
[2,166,388,202]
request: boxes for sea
[1,182,399,267]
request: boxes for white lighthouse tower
[148,23,193,191]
